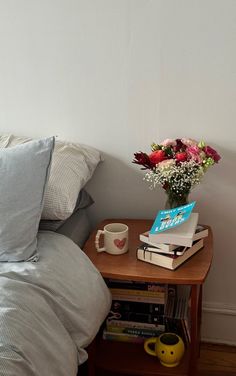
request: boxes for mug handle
[144,337,157,357]
[95,230,106,252]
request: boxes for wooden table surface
[83,219,213,285]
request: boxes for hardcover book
[139,243,186,256]
[139,224,208,252]
[110,300,165,315]
[149,213,199,247]
[106,319,165,331]
[137,238,204,270]
[105,279,166,292]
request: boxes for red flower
[203,146,221,163]
[149,150,166,165]
[175,152,188,162]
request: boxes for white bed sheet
[0,231,111,376]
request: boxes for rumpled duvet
[0,231,111,376]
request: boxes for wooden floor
[79,342,236,376]
[197,343,236,376]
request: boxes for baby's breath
[144,160,204,195]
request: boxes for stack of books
[137,212,208,270]
[103,279,167,343]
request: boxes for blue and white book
[149,211,199,247]
[150,202,196,234]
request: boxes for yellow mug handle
[144,337,157,357]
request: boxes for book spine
[111,300,165,315]
[106,319,164,330]
[139,234,172,251]
[109,288,165,298]
[137,248,176,270]
[106,326,164,337]
[107,310,165,325]
[110,293,165,304]
[106,279,166,292]
[102,330,145,344]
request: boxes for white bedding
[0,231,111,376]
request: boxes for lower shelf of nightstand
[94,338,190,376]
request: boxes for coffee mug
[144,333,185,367]
[95,223,129,255]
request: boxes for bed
[0,135,111,376]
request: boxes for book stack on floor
[137,212,209,270]
[103,279,167,344]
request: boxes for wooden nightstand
[83,219,213,376]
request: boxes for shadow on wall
[85,145,233,237]
[85,152,166,227]
[191,146,236,301]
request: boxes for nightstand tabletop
[83,218,213,285]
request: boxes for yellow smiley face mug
[144,333,185,367]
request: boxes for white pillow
[0,134,102,220]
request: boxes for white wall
[0,0,236,344]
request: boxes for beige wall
[0,0,235,344]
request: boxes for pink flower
[204,146,221,163]
[160,139,177,147]
[186,145,203,163]
[158,159,175,170]
[181,138,198,147]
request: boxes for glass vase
[165,192,189,209]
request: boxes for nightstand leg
[189,284,201,376]
[87,338,96,376]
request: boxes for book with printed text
[150,202,196,233]
[149,213,199,247]
[139,224,208,252]
[105,278,166,292]
[137,238,204,270]
[110,300,165,315]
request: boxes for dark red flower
[132,152,153,169]
[203,146,221,163]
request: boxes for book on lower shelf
[137,238,204,270]
[110,299,165,315]
[102,329,149,344]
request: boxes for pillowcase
[39,189,94,231]
[0,137,54,262]
[0,134,102,220]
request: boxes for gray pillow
[0,137,54,262]
[0,134,102,220]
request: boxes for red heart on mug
[114,238,126,249]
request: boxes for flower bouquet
[132,138,221,209]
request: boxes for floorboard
[78,342,236,376]
[197,342,236,376]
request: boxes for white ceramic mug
[95,223,129,255]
